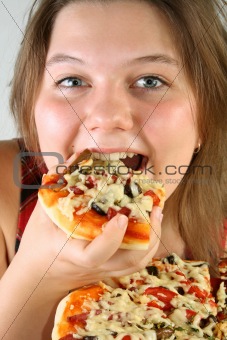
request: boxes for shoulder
[0,139,20,194]
[0,139,21,271]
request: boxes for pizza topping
[144,287,177,311]
[124,182,142,199]
[107,207,131,221]
[53,254,227,340]
[91,202,106,216]
[68,312,89,325]
[217,282,227,311]
[143,191,160,206]
[155,327,174,339]
[56,153,165,223]
[59,335,75,340]
[145,266,159,277]
[69,186,85,195]
[218,258,227,280]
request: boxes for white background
[0,0,32,140]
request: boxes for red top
[15,139,47,252]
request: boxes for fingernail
[65,153,77,165]
[154,207,163,223]
[117,214,128,229]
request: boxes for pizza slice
[52,254,223,340]
[38,149,165,250]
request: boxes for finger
[67,214,128,268]
[100,206,163,274]
[138,206,162,265]
[46,153,78,175]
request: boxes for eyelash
[56,77,88,88]
[133,75,168,91]
[55,75,168,91]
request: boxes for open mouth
[92,152,148,171]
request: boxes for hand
[17,201,162,293]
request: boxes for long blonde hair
[10,0,227,275]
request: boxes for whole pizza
[52,254,227,340]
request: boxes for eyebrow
[46,54,84,67]
[46,53,179,67]
[128,54,179,67]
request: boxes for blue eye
[56,77,87,87]
[135,76,165,89]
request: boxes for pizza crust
[52,284,106,340]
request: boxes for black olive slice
[124,183,133,198]
[164,255,176,264]
[91,202,106,216]
[146,266,159,276]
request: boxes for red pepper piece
[144,190,160,206]
[111,175,118,183]
[147,300,163,310]
[186,309,197,321]
[188,286,208,303]
[145,287,177,311]
[67,312,89,325]
[107,206,131,221]
[217,311,227,321]
[69,186,84,195]
[219,258,227,268]
[85,176,95,189]
[119,207,131,217]
[107,207,118,220]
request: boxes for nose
[83,86,134,132]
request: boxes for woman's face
[35,0,198,199]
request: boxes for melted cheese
[117,254,218,339]
[65,254,220,340]
[217,282,227,310]
[74,287,170,338]
[57,159,165,221]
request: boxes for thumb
[148,206,163,252]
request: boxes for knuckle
[127,255,149,272]
[126,254,140,268]
[80,256,99,269]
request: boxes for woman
[0,0,226,338]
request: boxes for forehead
[47,1,179,65]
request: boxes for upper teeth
[92,152,136,161]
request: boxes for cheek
[144,99,197,157]
[35,95,81,167]
[143,99,197,197]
